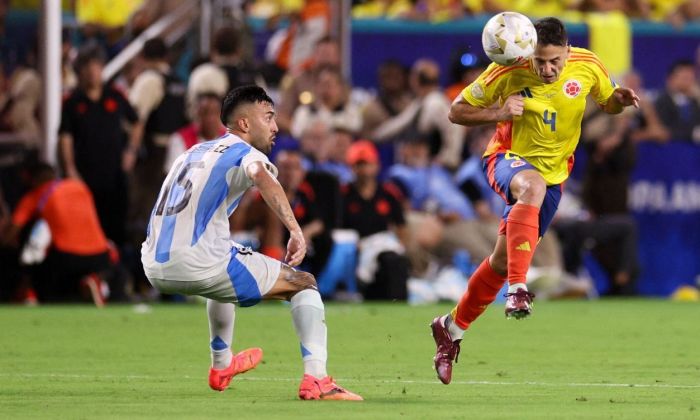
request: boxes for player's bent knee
[490,256,508,276]
[284,269,318,291]
[514,172,546,204]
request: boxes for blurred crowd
[1,0,700,305]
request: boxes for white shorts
[147,245,282,306]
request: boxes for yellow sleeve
[459,63,507,108]
[586,52,618,105]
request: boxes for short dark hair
[143,37,167,60]
[73,43,106,73]
[213,27,240,56]
[535,17,568,47]
[668,59,694,76]
[220,85,274,126]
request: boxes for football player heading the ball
[430,16,639,385]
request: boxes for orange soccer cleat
[298,374,364,401]
[208,347,263,392]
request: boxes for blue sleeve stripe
[191,143,250,246]
[155,214,177,263]
[227,248,261,307]
[152,143,216,263]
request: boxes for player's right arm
[449,63,523,127]
[246,160,306,266]
[449,94,524,126]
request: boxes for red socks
[450,204,540,330]
[505,203,539,285]
[451,258,507,329]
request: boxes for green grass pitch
[1,300,699,419]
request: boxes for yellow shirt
[76,0,144,28]
[460,47,617,185]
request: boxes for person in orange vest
[1,161,111,304]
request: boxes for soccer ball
[481,12,537,66]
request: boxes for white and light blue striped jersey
[141,133,278,281]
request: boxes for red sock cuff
[507,203,539,228]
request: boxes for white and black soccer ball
[481,12,537,66]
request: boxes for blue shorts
[482,152,563,238]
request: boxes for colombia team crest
[563,79,582,98]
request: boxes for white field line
[1,373,699,389]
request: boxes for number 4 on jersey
[543,109,556,131]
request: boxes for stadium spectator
[372,59,465,169]
[290,66,362,139]
[0,45,41,148]
[276,36,340,134]
[59,44,144,247]
[654,60,700,142]
[163,92,227,172]
[264,0,331,74]
[188,26,260,115]
[360,59,413,140]
[431,17,640,385]
[0,161,110,304]
[341,140,410,300]
[279,149,334,277]
[297,120,355,184]
[664,0,700,27]
[388,134,495,265]
[141,85,362,400]
[298,118,333,166]
[323,125,355,184]
[128,37,187,246]
[618,70,670,144]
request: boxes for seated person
[341,140,409,300]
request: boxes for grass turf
[1,300,699,419]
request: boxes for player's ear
[237,117,249,133]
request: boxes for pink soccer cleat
[430,316,461,385]
[208,347,263,392]
[298,374,363,401]
[505,288,535,319]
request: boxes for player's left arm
[586,53,640,114]
[246,160,306,266]
[582,50,640,114]
[601,87,640,114]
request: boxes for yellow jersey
[460,47,617,185]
